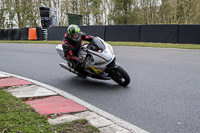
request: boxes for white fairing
[56,44,65,60]
[81,37,114,60]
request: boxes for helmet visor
[72,33,80,39]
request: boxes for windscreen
[88,37,106,51]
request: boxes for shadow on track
[62,76,130,90]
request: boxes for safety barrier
[1,25,200,44]
[29,28,37,40]
[46,25,200,44]
[0,27,43,41]
[47,26,105,40]
[105,25,140,42]
[47,26,68,40]
[178,25,200,44]
[140,25,178,43]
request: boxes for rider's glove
[77,56,84,63]
[81,47,87,52]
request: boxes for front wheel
[109,66,130,86]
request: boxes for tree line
[0,0,200,29]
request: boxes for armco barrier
[178,25,200,44]
[105,25,140,42]
[140,25,178,43]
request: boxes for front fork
[105,58,119,75]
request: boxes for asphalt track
[0,43,200,133]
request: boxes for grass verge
[0,88,99,133]
[108,41,200,50]
[0,40,200,50]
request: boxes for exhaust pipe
[59,63,79,75]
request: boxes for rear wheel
[109,66,130,86]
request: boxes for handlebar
[81,47,88,52]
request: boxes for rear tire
[110,66,130,86]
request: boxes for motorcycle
[56,37,130,86]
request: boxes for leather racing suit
[62,32,94,73]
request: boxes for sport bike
[56,37,130,86]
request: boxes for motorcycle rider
[62,24,94,77]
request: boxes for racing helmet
[67,25,81,42]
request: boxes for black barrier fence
[0,28,21,40]
[0,27,43,40]
[47,26,68,40]
[79,26,105,40]
[4,29,8,40]
[0,30,3,40]
[178,25,200,44]
[9,29,21,40]
[140,25,178,43]
[105,25,140,42]
[46,25,182,43]
[20,28,29,40]
[0,29,5,40]
[36,27,43,40]
[1,25,200,44]
[47,25,106,40]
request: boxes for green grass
[0,40,200,50]
[108,41,200,50]
[0,88,99,133]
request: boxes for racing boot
[73,63,87,78]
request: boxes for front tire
[109,66,130,86]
